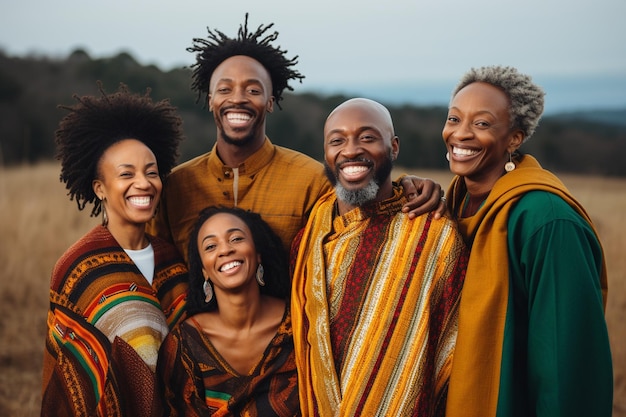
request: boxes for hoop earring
[445,152,450,161]
[504,153,516,172]
[203,279,213,303]
[256,264,265,286]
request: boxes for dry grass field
[1,162,624,416]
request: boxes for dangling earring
[203,279,213,303]
[256,264,265,286]
[504,153,516,172]
[445,152,450,161]
[101,198,108,226]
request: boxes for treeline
[1,49,625,176]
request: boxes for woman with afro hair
[41,83,189,417]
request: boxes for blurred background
[1,1,625,416]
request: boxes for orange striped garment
[41,225,188,417]
[291,186,468,417]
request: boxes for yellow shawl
[444,154,608,417]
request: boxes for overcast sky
[2,0,625,109]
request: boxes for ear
[92,179,104,200]
[391,135,400,161]
[257,253,262,265]
[508,130,524,153]
[266,96,275,113]
[202,267,209,280]
[208,94,213,113]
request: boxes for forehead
[200,212,250,234]
[451,82,510,113]
[324,103,391,136]
[210,55,272,87]
[100,139,155,163]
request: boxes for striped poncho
[291,186,469,417]
[41,225,188,417]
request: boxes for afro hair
[55,82,184,216]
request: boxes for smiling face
[92,139,162,230]
[197,212,261,295]
[208,55,274,149]
[442,82,523,193]
[323,99,398,211]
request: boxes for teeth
[128,196,151,207]
[342,165,368,175]
[226,113,251,123]
[453,147,478,156]
[220,261,242,272]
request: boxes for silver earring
[203,279,213,303]
[256,264,265,286]
[504,153,516,172]
[101,198,108,226]
[446,152,450,161]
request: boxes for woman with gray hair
[442,66,612,417]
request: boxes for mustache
[337,158,373,169]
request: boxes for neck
[106,222,148,250]
[214,288,264,330]
[461,189,490,218]
[216,135,265,167]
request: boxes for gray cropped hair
[451,66,545,142]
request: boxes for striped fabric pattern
[156,309,299,417]
[41,225,189,417]
[291,186,468,417]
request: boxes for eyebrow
[116,161,157,169]
[201,227,246,244]
[214,77,264,85]
[448,106,497,118]
[326,125,382,136]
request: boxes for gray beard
[334,180,380,207]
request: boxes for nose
[217,241,235,256]
[340,138,363,159]
[449,120,474,141]
[134,173,152,189]
[229,87,249,104]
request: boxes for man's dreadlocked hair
[187,13,304,110]
[55,82,184,217]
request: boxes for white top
[124,244,155,284]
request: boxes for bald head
[324,98,395,139]
[323,98,399,212]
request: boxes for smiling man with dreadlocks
[147,14,330,263]
[147,14,445,263]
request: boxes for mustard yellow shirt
[148,137,332,260]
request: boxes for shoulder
[508,191,597,251]
[511,190,589,226]
[168,152,211,179]
[269,145,331,193]
[272,145,324,169]
[51,226,115,281]
[149,234,184,259]
[408,212,465,245]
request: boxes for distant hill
[551,109,626,127]
[304,73,626,116]
[0,49,624,176]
